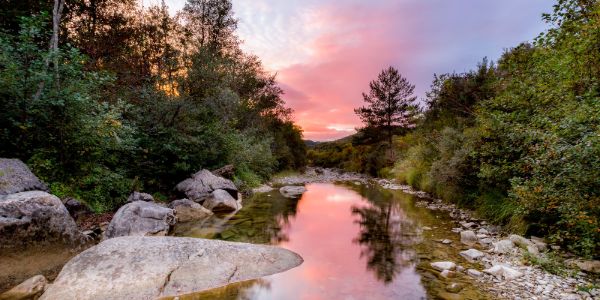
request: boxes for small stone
[460,249,485,262]
[441,239,452,244]
[431,261,456,271]
[509,234,535,250]
[484,265,523,280]
[467,269,482,277]
[460,230,478,245]
[461,222,476,228]
[422,226,432,231]
[440,270,457,278]
[445,283,465,293]
[492,239,515,254]
[279,186,307,198]
[560,293,581,300]
[477,228,489,235]
[527,244,540,255]
[479,238,494,245]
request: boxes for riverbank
[270,168,599,300]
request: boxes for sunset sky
[160,0,554,141]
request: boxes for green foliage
[0,1,306,212]
[523,252,568,276]
[0,14,135,212]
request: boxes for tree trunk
[32,0,65,101]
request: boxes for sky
[158,0,554,141]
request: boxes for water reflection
[174,183,428,299]
[351,186,420,284]
[172,191,300,244]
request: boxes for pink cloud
[230,0,552,141]
[278,4,424,141]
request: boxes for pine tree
[354,67,418,145]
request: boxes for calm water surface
[173,183,488,300]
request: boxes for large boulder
[0,275,47,300]
[0,191,84,249]
[40,236,303,300]
[279,186,307,199]
[0,159,48,195]
[168,199,213,223]
[104,201,176,239]
[175,170,238,203]
[203,189,241,213]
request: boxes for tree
[354,67,418,145]
[182,0,237,52]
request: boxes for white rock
[279,186,307,198]
[460,221,476,228]
[479,238,494,245]
[252,184,274,194]
[40,236,303,300]
[509,234,535,250]
[460,230,478,245]
[467,269,483,277]
[492,239,515,254]
[431,261,456,271]
[477,228,489,235]
[203,189,241,212]
[460,249,485,262]
[484,265,523,280]
[440,270,456,278]
[527,244,540,255]
[561,293,582,300]
[441,239,452,244]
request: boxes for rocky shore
[1,161,598,300]
[0,159,303,299]
[267,167,600,300]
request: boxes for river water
[172,183,488,300]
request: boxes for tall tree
[182,0,237,52]
[354,67,418,145]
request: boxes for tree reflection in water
[351,187,421,284]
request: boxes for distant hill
[303,140,321,148]
[307,133,356,149]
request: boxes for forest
[309,0,600,257]
[0,0,307,213]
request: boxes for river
[171,183,488,300]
